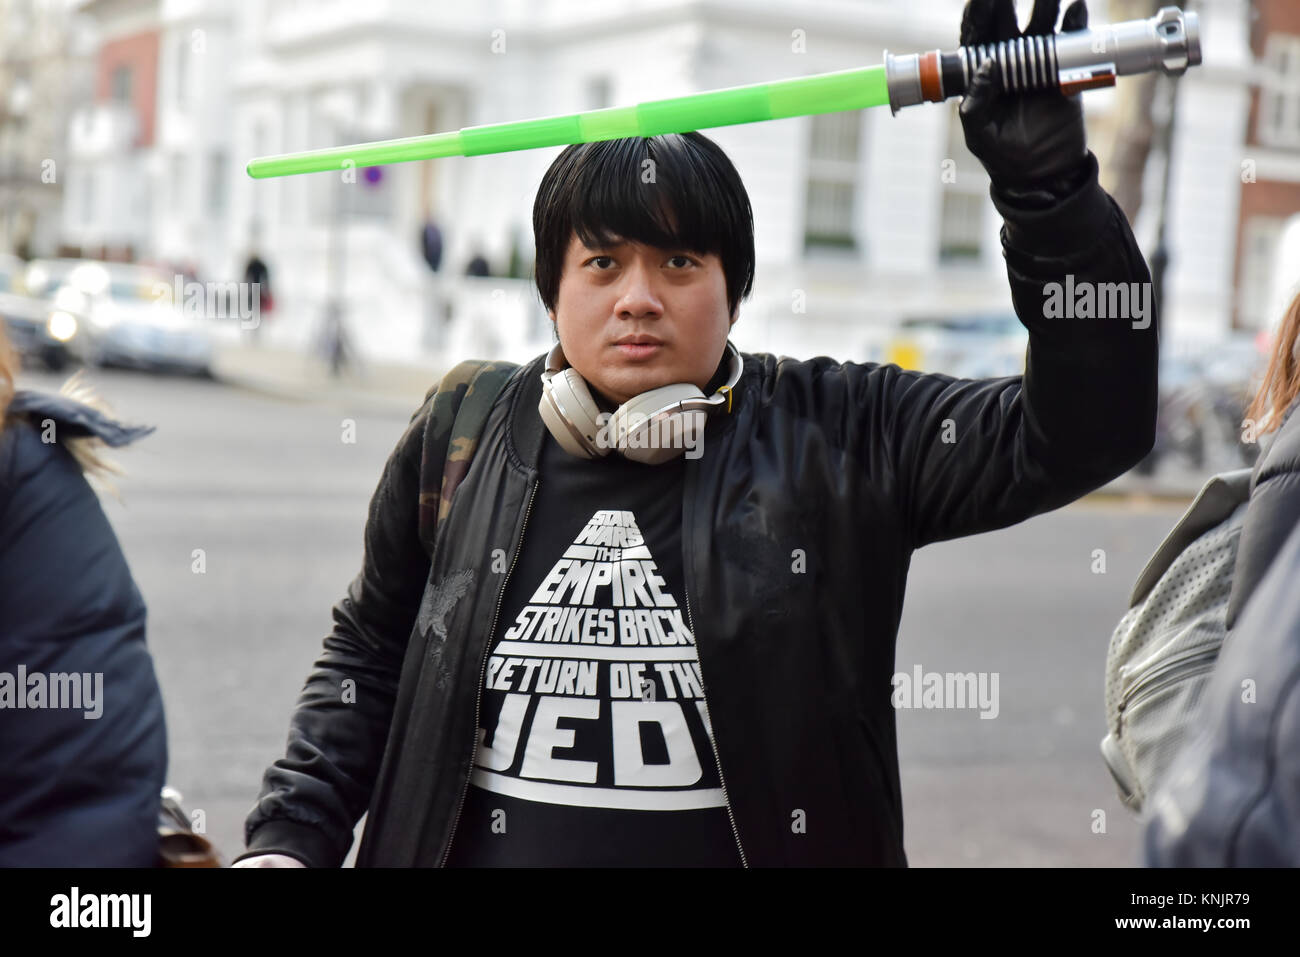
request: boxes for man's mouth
[612,335,664,360]
[614,342,663,359]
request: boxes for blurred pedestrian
[419,217,444,273]
[0,327,167,866]
[242,249,274,339]
[419,216,446,351]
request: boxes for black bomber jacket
[241,152,1157,866]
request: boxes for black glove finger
[1025,0,1061,36]
[960,0,993,47]
[1061,0,1088,32]
[961,0,1019,46]
[959,58,1001,127]
[990,0,1021,42]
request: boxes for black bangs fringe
[532,131,755,318]
[567,135,722,257]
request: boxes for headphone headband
[539,340,743,463]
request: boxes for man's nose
[614,258,663,317]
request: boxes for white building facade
[57,0,1255,366]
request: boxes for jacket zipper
[440,477,539,866]
[1119,645,1219,715]
[683,580,749,868]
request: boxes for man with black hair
[236,0,1155,867]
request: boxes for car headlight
[53,285,87,312]
[47,311,78,342]
[88,307,118,330]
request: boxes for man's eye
[588,256,614,269]
[668,255,695,268]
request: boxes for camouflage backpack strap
[416,358,520,553]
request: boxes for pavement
[1093,466,1206,502]
[210,337,441,415]
[16,363,1194,866]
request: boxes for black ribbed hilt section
[958,34,1059,94]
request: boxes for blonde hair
[0,323,131,502]
[1245,289,1300,437]
[0,317,15,423]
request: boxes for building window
[1259,34,1300,149]
[77,168,92,225]
[803,110,861,251]
[1238,216,1285,330]
[176,37,190,108]
[110,65,132,104]
[344,164,392,220]
[939,102,988,263]
[585,76,611,111]
[171,154,185,210]
[208,151,227,216]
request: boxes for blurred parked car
[1134,337,1267,476]
[48,262,213,376]
[885,312,1029,379]
[0,256,87,371]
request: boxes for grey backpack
[1101,468,1252,813]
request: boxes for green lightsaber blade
[245,6,1199,179]
[246,66,888,179]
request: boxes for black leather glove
[959,0,1092,203]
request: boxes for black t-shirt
[444,410,741,867]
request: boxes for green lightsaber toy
[246,5,1199,180]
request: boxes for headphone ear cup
[610,383,707,465]
[540,368,609,458]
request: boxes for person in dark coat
[1144,512,1300,865]
[1225,291,1300,632]
[0,328,167,867]
[242,250,273,339]
[420,218,444,273]
[1144,289,1300,865]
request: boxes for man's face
[548,231,735,407]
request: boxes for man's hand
[959,0,1091,200]
[230,853,307,868]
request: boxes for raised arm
[890,0,1157,546]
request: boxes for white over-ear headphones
[539,340,743,465]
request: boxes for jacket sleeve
[240,387,445,868]
[880,151,1158,548]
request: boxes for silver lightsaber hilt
[884,5,1200,115]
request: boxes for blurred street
[17,363,1187,867]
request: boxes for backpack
[419,358,521,553]
[1101,468,1253,813]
